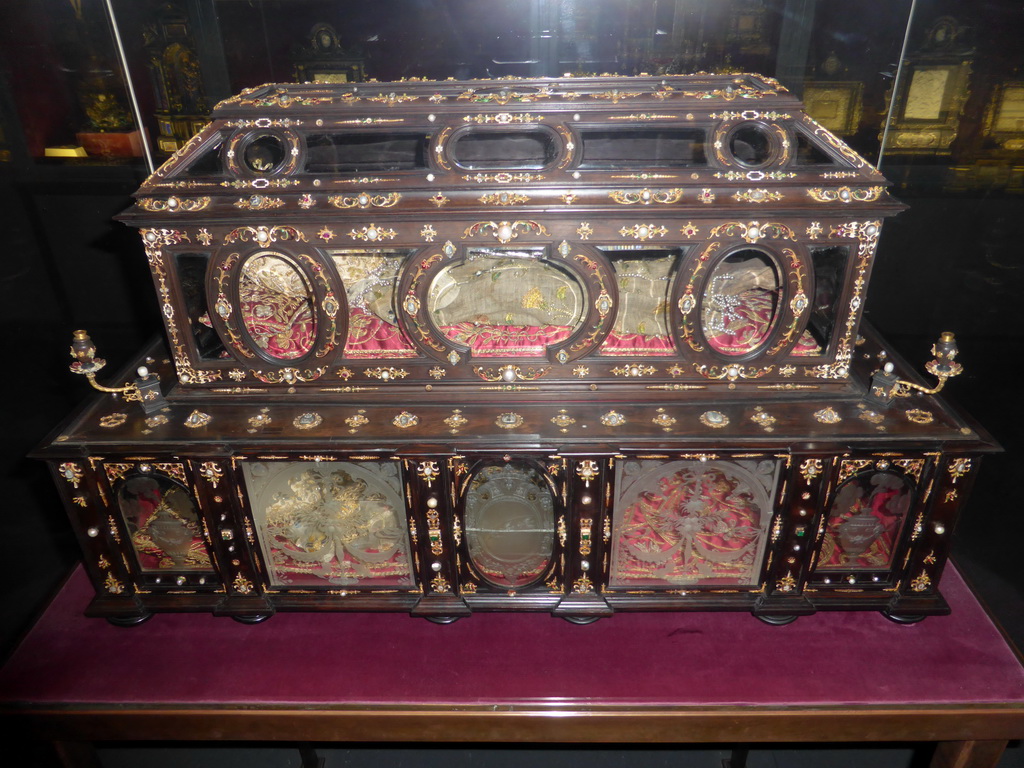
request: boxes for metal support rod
[103,0,156,174]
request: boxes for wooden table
[1,565,1021,767]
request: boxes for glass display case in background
[1,0,1022,660]
[5,0,1023,197]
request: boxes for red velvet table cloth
[1,565,1022,709]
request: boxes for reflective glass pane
[610,459,778,587]
[239,251,317,360]
[816,470,914,571]
[599,247,682,356]
[452,129,557,170]
[465,463,555,589]
[117,474,209,572]
[328,248,417,358]
[175,253,225,360]
[702,249,781,356]
[241,461,415,588]
[429,248,585,357]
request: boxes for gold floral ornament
[363,367,408,381]
[732,189,783,204]
[700,410,729,429]
[710,220,798,244]
[600,410,626,427]
[799,458,824,482]
[551,410,576,430]
[392,411,420,429]
[232,574,255,595]
[233,194,285,210]
[619,223,668,241]
[905,409,934,425]
[776,573,797,593]
[345,411,369,430]
[479,191,530,206]
[184,410,212,428]
[58,462,84,488]
[105,573,126,595]
[139,196,211,212]
[608,188,683,205]
[444,409,468,433]
[652,409,677,431]
[814,407,841,424]
[417,461,441,487]
[292,412,322,430]
[348,224,397,242]
[910,570,932,592]
[428,193,449,207]
[806,186,884,203]
[576,222,593,239]
[750,406,776,432]
[695,364,773,382]
[198,462,224,487]
[328,192,401,209]
[576,459,600,486]
[247,412,272,430]
[99,413,128,428]
[461,220,550,244]
[495,412,524,430]
[420,225,437,241]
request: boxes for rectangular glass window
[304,132,429,173]
[579,128,706,169]
[241,460,415,589]
[609,458,779,588]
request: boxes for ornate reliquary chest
[37,74,995,625]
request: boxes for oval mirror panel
[701,248,782,356]
[240,251,317,360]
[465,463,555,589]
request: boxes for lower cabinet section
[46,448,980,626]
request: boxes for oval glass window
[243,133,286,174]
[701,248,782,356]
[816,470,914,571]
[428,249,585,357]
[239,252,317,360]
[465,463,555,589]
[117,474,209,572]
[729,124,773,167]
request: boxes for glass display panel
[242,132,286,173]
[807,246,849,352]
[609,459,778,588]
[428,248,585,357]
[117,474,210,572]
[176,253,226,360]
[729,124,773,167]
[304,132,429,173]
[180,142,224,177]
[328,248,417,358]
[816,470,914,571]
[795,132,838,165]
[464,463,555,589]
[241,461,415,588]
[239,251,317,360]
[598,247,682,356]
[451,129,557,170]
[701,248,784,356]
[578,128,706,169]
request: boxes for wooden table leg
[931,740,1009,768]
